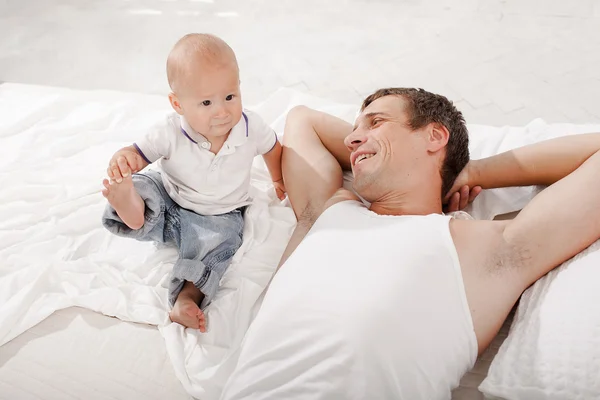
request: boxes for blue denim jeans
[102,170,244,308]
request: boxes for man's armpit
[488,236,531,275]
[298,201,319,226]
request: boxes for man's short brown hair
[361,88,470,197]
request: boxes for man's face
[344,95,425,202]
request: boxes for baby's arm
[107,117,173,182]
[262,140,286,200]
[107,145,150,183]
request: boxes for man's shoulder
[449,218,508,241]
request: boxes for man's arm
[470,133,600,189]
[277,106,353,268]
[474,133,600,286]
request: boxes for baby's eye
[225,94,234,101]
[202,100,211,106]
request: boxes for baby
[101,33,286,331]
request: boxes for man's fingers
[444,185,459,204]
[459,185,470,210]
[447,191,460,212]
[469,186,482,203]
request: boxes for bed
[1,82,599,400]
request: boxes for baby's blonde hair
[166,33,238,93]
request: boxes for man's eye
[372,119,382,126]
[202,100,211,106]
[225,94,234,101]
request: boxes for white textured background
[2,0,599,126]
[1,1,599,399]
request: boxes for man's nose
[344,130,366,150]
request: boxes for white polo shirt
[134,110,277,216]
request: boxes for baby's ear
[168,93,184,115]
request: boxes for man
[221,88,600,399]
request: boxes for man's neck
[368,186,443,216]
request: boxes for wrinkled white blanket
[2,83,599,399]
[0,84,358,399]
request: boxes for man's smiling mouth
[354,153,375,165]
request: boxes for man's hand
[273,178,286,201]
[107,146,147,183]
[444,161,482,212]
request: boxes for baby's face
[176,62,242,138]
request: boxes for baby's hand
[107,147,145,183]
[273,178,286,201]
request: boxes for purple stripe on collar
[180,127,198,144]
[243,112,249,137]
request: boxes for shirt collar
[179,112,248,150]
[179,116,208,145]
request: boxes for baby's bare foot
[170,293,207,332]
[102,177,145,230]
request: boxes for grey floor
[2,0,600,126]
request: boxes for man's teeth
[356,154,374,164]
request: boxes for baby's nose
[214,107,228,118]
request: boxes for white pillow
[480,239,600,400]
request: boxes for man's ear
[427,122,450,153]
[168,92,184,115]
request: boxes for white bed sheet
[0,83,359,399]
[0,83,302,399]
[2,83,600,400]
[0,307,191,400]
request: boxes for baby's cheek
[193,114,210,130]
[232,104,243,120]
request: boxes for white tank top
[221,200,478,400]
